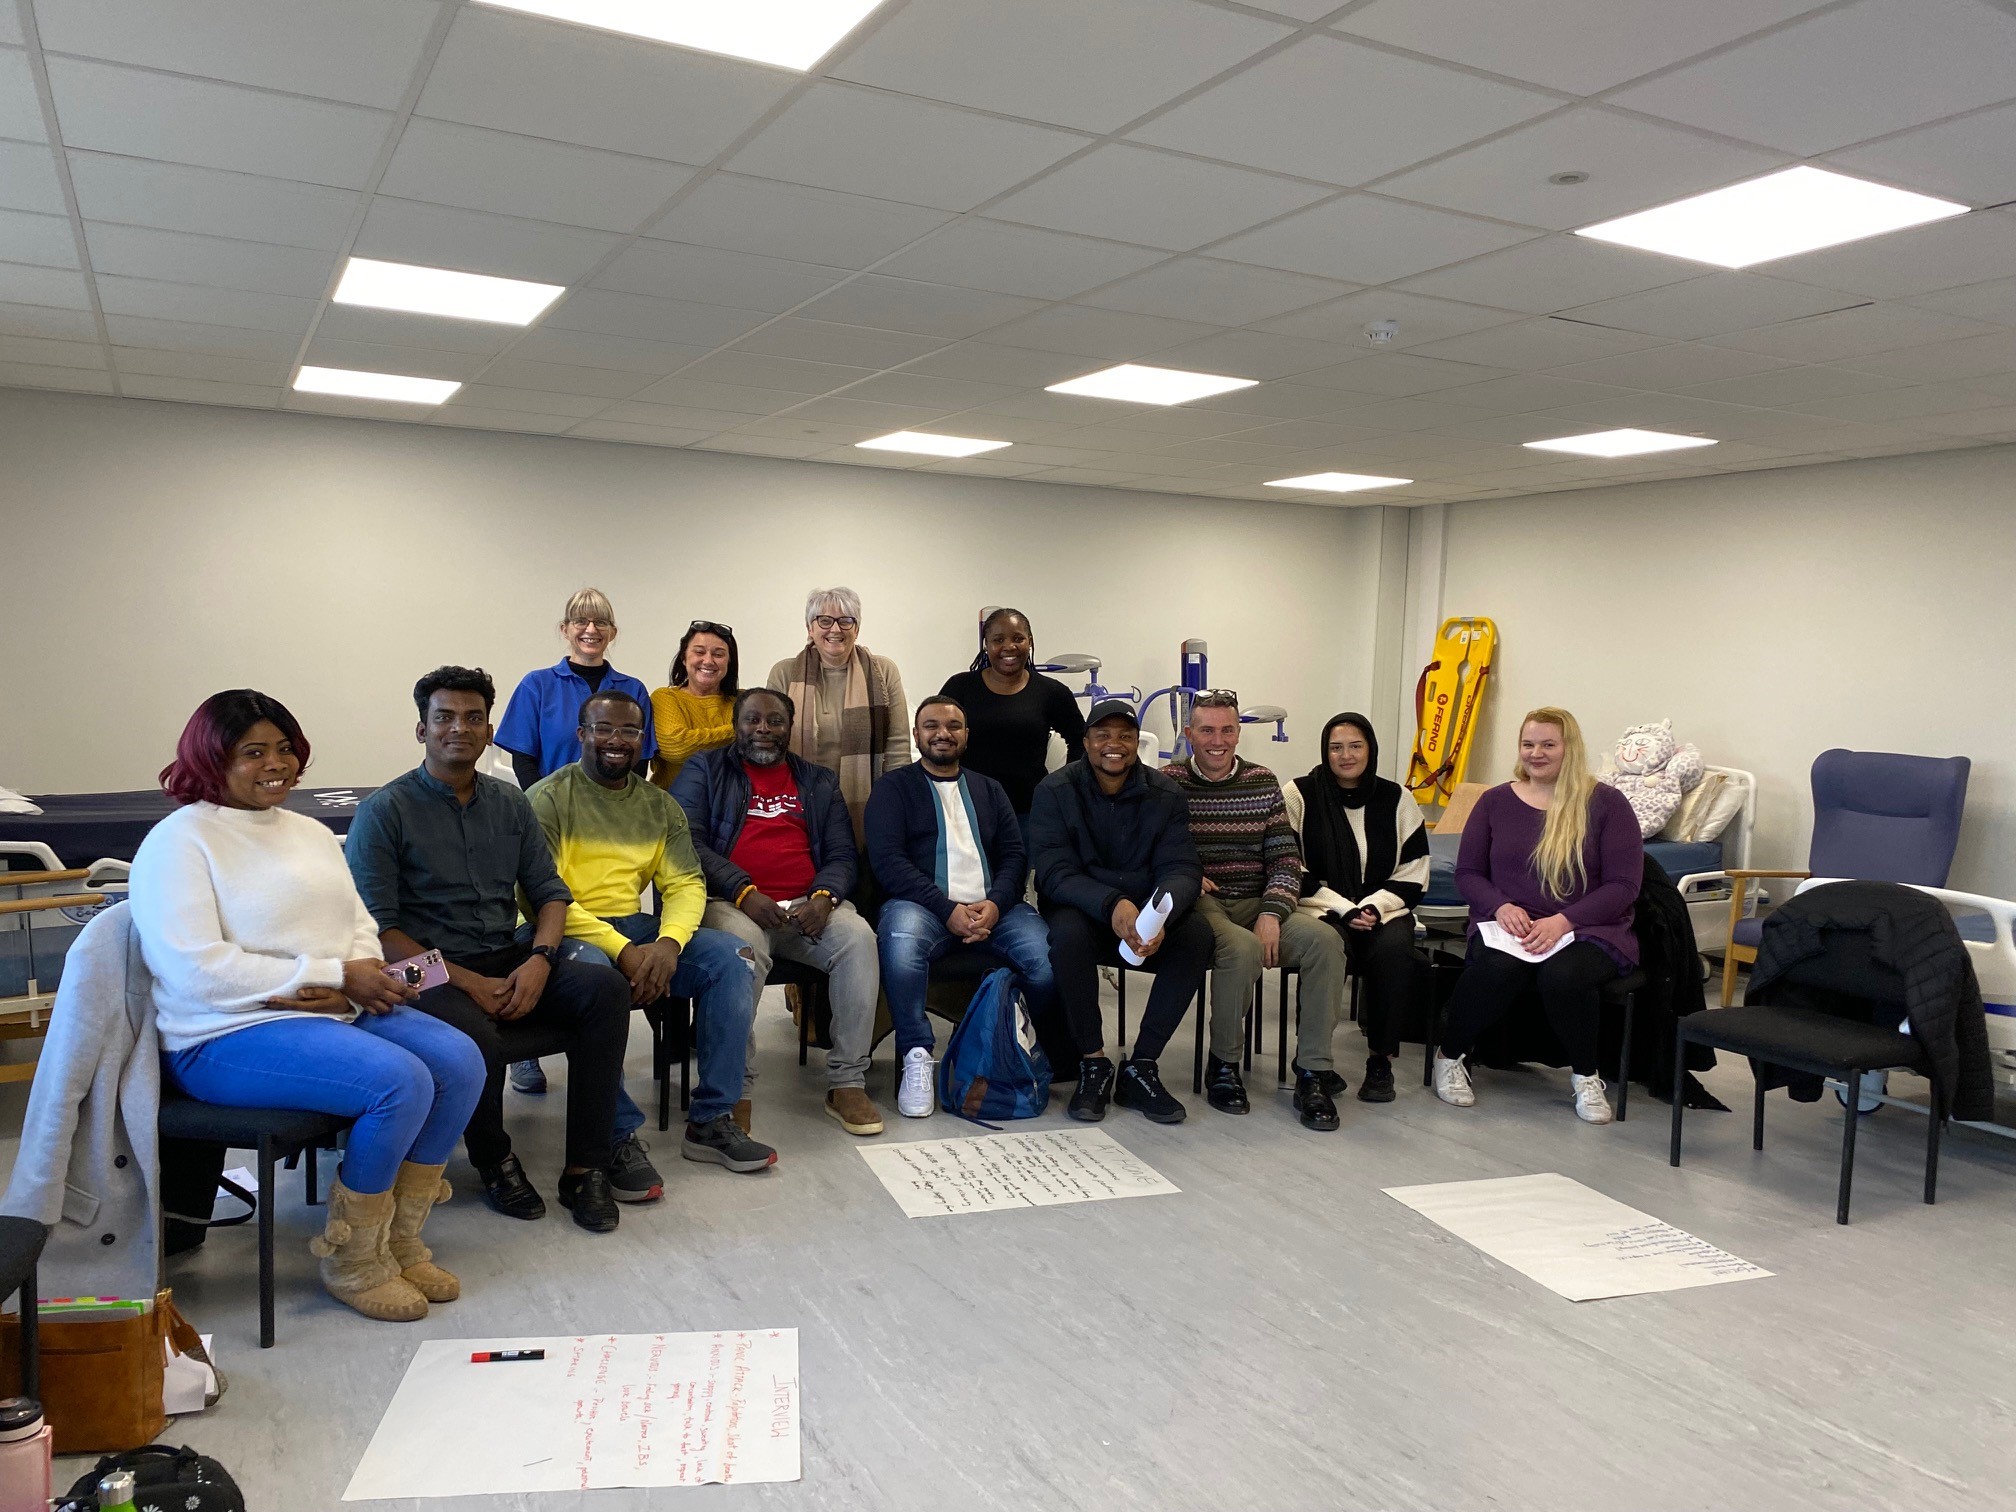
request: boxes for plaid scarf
[785,643,891,843]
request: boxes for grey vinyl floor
[38,979,2016,1512]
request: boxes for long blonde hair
[1514,707,1595,900]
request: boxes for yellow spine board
[1405,616,1498,806]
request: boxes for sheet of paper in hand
[343,1330,800,1499]
[1383,1172,1770,1302]
[860,1127,1179,1218]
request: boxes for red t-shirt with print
[729,759,816,900]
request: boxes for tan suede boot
[309,1180,428,1322]
[386,1161,460,1303]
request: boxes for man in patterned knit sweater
[1163,692,1350,1130]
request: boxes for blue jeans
[164,1008,486,1195]
[876,899,1055,1056]
[555,915,758,1127]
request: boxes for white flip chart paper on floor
[343,1329,800,1500]
[1383,1173,1770,1302]
[860,1127,1179,1218]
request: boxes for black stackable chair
[0,1215,47,1400]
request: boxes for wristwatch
[529,944,560,963]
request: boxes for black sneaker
[1114,1059,1186,1124]
[477,1153,546,1221]
[1294,1070,1341,1131]
[508,1058,548,1094]
[682,1114,778,1173]
[608,1134,665,1202]
[1357,1054,1397,1104]
[1204,1054,1250,1115]
[557,1168,620,1233]
[1291,1059,1349,1099]
[1068,1057,1115,1122]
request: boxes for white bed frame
[1672,764,1758,954]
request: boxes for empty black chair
[647,995,693,1131]
[0,1215,47,1399]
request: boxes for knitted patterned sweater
[1160,756,1302,920]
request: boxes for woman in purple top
[1432,707,1642,1125]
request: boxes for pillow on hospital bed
[0,784,41,815]
[1661,772,1742,844]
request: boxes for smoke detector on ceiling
[1548,170,1590,186]
[1365,320,1400,346]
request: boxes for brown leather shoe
[732,1098,752,1135]
[824,1086,884,1136]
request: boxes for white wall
[1438,445,2016,897]
[0,389,1384,798]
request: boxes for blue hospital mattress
[1422,831,1725,909]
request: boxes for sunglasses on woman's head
[688,619,734,638]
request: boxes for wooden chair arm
[1721,869,1813,880]
[0,869,89,887]
[0,894,101,917]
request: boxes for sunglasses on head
[688,619,734,639]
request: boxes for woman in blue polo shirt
[495,587,659,790]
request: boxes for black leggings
[1043,905,1213,1063]
[1438,937,1618,1077]
[1340,914,1417,1059]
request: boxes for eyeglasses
[567,617,613,631]
[1191,688,1240,708]
[584,723,644,741]
[688,619,734,639]
[811,615,858,631]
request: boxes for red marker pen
[470,1349,545,1363]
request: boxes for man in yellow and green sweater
[527,689,776,1193]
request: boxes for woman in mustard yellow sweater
[650,619,737,790]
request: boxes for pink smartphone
[382,949,448,992]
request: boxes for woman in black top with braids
[939,607,1087,841]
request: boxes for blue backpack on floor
[937,968,1052,1126]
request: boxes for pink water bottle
[0,1395,51,1511]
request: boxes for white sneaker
[898,1047,937,1118]
[1433,1053,1475,1108]
[1571,1072,1614,1125]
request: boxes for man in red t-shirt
[670,689,884,1137]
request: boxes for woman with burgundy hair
[129,689,486,1323]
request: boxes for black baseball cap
[1086,697,1141,729]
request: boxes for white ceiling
[6,0,2016,505]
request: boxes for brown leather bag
[0,1289,209,1454]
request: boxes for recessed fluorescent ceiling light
[856,431,1010,458]
[293,366,462,406]
[333,257,564,325]
[1266,472,1413,493]
[1046,364,1258,406]
[1574,166,1968,269]
[1524,429,1717,459]
[473,0,887,70]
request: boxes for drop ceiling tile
[732,318,945,368]
[46,58,390,188]
[914,456,1054,478]
[1906,402,2016,436]
[446,384,609,417]
[730,414,880,445]
[65,153,358,250]
[299,336,486,381]
[1544,392,1835,440]
[928,411,1108,444]
[311,303,519,354]
[471,358,652,399]
[981,303,1222,359]
[1132,34,1557,186]
[645,175,950,270]
[102,313,298,359]
[1321,396,1491,432]
[622,376,803,413]
[725,85,1089,212]
[355,198,621,284]
[972,390,1156,426]
[1084,406,1269,438]
[1408,318,1665,368]
[841,372,1020,410]
[1547,343,1798,390]
[0,49,43,142]
[1377,109,1786,232]
[0,360,111,392]
[1676,364,1905,407]
[1788,379,2011,423]
[1610,0,2016,156]
[110,346,282,384]
[795,275,1046,339]
[834,0,1289,133]
[504,325,706,377]
[1225,417,1397,450]
[568,419,715,445]
[1829,100,2016,206]
[598,401,763,431]
[34,0,440,109]
[0,143,65,216]
[1396,235,1697,315]
[93,274,313,332]
[678,349,874,394]
[1436,374,1633,414]
[1563,274,1863,340]
[1150,328,1360,379]
[1256,289,1525,350]
[1189,382,1360,418]
[543,289,768,348]
[0,334,102,368]
[1078,258,1352,326]
[0,210,77,269]
[988,144,1331,251]
[1333,0,1826,94]
[1022,466,1156,487]
[1843,328,2016,381]
[1212,195,1535,285]
[83,223,335,298]
[1707,302,1996,361]
[429,407,577,435]
[1291,353,1512,395]
[1907,276,2016,327]
[787,396,955,430]
[119,374,279,407]
[380,118,691,234]
[0,262,89,309]
[0,302,95,339]
[417,5,792,163]
[876,220,1165,301]
[595,241,844,313]
[1063,426,1197,453]
[1773,211,2016,301]
[692,435,831,459]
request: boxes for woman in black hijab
[1286,713,1430,1103]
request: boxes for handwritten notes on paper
[342,1329,800,1500]
[1383,1172,1771,1302]
[859,1127,1179,1218]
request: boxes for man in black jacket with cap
[1026,698,1210,1123]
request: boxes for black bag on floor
[56,1443,245,1511]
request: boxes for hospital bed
[0,785,374,867]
